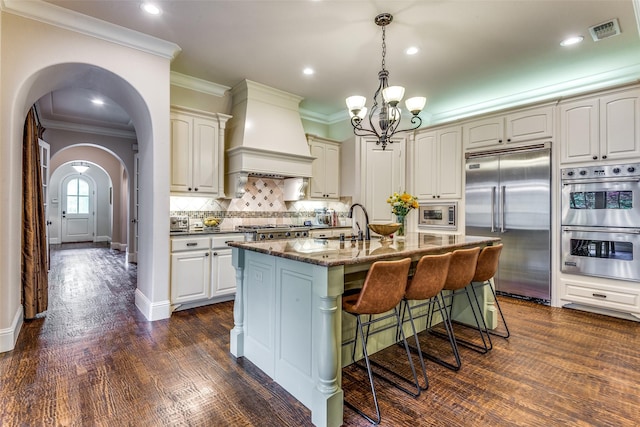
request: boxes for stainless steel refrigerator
[465,144,551,301]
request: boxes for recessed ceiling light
[303,67,314,75]
[141,2,162,15]
[560,35,584,47]
[91,98,105,105]
[405,46,419,55]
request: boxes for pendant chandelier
[346,13,426,150]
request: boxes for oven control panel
[562,163,640,180]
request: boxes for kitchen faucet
[348,203,370,240]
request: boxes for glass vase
[395,214,406,240]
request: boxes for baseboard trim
[0,306,23,353]
[111,242,127,251]
[134,288,171,321]
[50,237,60,244]
[95,236,111,243]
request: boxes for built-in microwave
[418,202,457,230]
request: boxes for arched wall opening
[51,145,131,252]
[1,12,174,352]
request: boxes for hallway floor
[1,244,640,426]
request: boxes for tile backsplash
[170,177,352,229]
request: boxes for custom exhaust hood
[225,79,315,197]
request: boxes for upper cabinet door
[307,136,341,200]
[170,112,193,192]
[414,127,461,200]
[192,118,219,194]
[323,143,340,198]
[463,117,504,148]
[600,88,640,161]
[437,128,462,199]
[362,137,406,223]
[414,131,437,200]
[506,106,553,144]
[559,98,599,164]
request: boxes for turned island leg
[230,248,245,357]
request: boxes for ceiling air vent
[589,18,621,41]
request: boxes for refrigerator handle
[500,185,506,233]
[491,186,496,232]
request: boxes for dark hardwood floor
[1,243,639,426]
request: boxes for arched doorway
[5,62,170,334]
[1,11,177,352]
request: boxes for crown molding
[42,119,138,140]
[1,0,181,60]
[170,72,230,97]
[429,63,640,125]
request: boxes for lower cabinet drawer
[560,280,640,312]
[171,236,210,252]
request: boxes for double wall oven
[561,163,640,282]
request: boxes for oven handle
[562,226,640,234]
[562,177,640,185]
[490,186,496,232]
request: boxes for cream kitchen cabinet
[414,126,462,200]
[558,276,640,319]
[463,105,553,150]
[360,137,406,223]
[559,87,640,164]
[210,234,245,298]
[307,134,340,199]
[170,236,211,304]
[170,107,231,196]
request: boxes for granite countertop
[170,228,245,237]
[227,232,501,267]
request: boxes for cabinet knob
[194,188,198,191]
[205,252,210,257]
[188,187,192,191]
[592,156,598,160]
[432,195,436,198]
[499,139,503,143]
[507,138,511,142]
[602,155,607,159]
[213,252,218,256]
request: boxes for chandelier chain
[381,25,386,71]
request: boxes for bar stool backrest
[443,247,481,291]
[405,253,452,301]
[473,244,503,283]
[345,258,412,315]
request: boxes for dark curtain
[22,108,48,319]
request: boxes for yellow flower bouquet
[386,192,419,237]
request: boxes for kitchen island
[227,233,500,427]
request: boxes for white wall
[0,9,177,352]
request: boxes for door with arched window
[61,175,94,242]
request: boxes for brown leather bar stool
[431,246,492,354]
[400,252,460,376]
[470,244,510,338]
[342,257,420,425]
